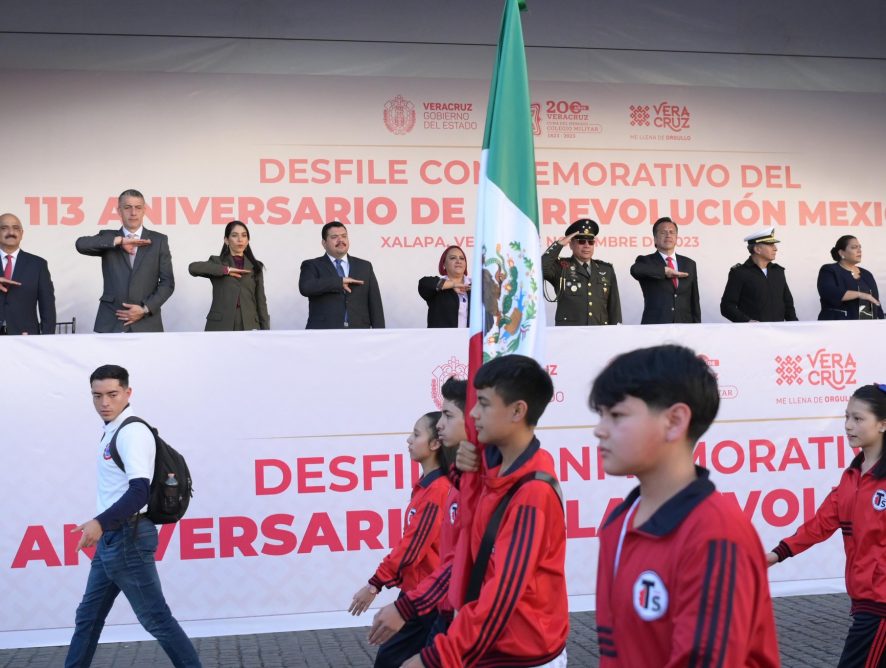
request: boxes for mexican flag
[453,0,545,605]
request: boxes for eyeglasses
[573,238,595,246]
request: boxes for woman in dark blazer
[817,235,883,320]
[418,245,470,328]
[189,221,270,331]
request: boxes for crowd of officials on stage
[0,188,882,335]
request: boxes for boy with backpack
[590,345,779,667]
[405,354,569,668]
[66,364,200,668]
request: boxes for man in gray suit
[76,189,175,333]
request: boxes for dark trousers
[373,594,438,668]
[424,610,452,647]
[838,613,886,668]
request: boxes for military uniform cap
[565,218,600,239]
[743,227,779,245]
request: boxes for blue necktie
[334,259,348,326]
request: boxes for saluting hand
[115,236,152,254]
[225,267,252,279]
[664,266,689,279]
[343,277,364,294]
[0,277,22,293]
[556,231,581,246]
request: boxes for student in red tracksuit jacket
[368,377,469,648]
[403,354,569,668]
[768,384,886,668]
[348,411,455,668]
[591,345,779,668]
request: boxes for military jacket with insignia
[542,242,622,326]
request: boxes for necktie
[582,262,589,273]
[334,259,349,326]
[666,256,678,289]
[126,233,136,267]
[3,255,11,280]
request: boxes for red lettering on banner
[297,457,325,493]
[748,440,776,472]
[261,514,298,556]
[346,511,386,550]
[179,518,215,560]
[329,456,359,492]
[156,524,175,560]
[11,526,62,568]
[558,447,606,482]
[565,500,595,538]
[721,490,761,519]
[219,516,260,558]
[779,438,811,470]
[255,459,292,495]
[711,440,744,474]
[298,513,344,553]
[362,454,389,490]
[389,508,402,548]
[761,489,800,527]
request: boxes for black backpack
[109,416,193,524]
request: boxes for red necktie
[666,256,678,289]
[3,255,12,280]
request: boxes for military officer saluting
[542,218,621,326]
[720,227,798,322]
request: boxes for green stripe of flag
[481,0,538,229]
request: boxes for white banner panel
[0,69,884,333]
[2,322,881,648]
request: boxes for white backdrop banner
[2,321,881,648]
[0,69,884,332]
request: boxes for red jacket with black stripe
[773,454,886,616]
[395,480,461,621]
[369,467,450,594]
[421,439,569,668]
[596,468,779,668]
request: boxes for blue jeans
[65,519,201,668]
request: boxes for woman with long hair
[768,384,886,666]
[817,235,883,320]
[189,221,270,331]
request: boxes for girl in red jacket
[768,383,886,668]
[348,410,455,668]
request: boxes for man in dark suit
[720,228,798,322]
[0,213,56,334]
[629,217,701,324]
[75,189,175,333]
[298,221,385,329]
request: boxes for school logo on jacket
[407,508,417,525]
[102,443,113,460]
[633,570,668,621]
[449,502,458,525]
[873,490,886,511]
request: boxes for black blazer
[418,276,469,328]
[817,263,883,320]
[0,250,56,334]
[720,258,797,322]
[75,227,175,332]
[298,255,385,329]
[629,253,701,324]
